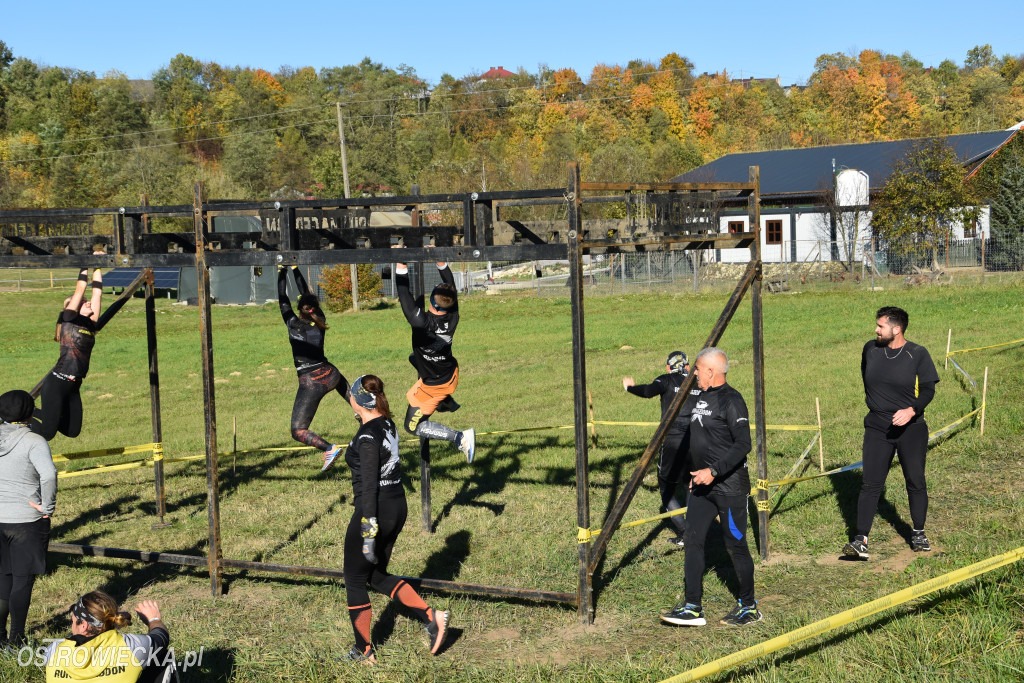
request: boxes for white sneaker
[458,428,475,463]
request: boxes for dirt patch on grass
[759,552,804,567]
[479,627,519,643]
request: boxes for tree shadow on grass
[832,468,913,544]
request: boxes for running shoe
[321,444,342,472]
[458,428,476,464]
[720,600,763,626]
[425,609,448,654]
[910,531,931,552]
[666,536,686,548]
[660,603,705,626]
[843,537,869,560]
[343,645,376,665]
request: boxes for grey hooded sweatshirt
[0,421,57,523]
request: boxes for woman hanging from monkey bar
[32,261,104,441]
[278,264,349,471]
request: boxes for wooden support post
[748,165,770,561]
[945,329,952,370]
[980,367,988,436]
[194,182,223,596]
[420,437,432,533]
[145,276,169,528]
[815,397,824,472]
[567,163,593,624]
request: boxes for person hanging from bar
[392,246,475,463]
[342,375,448,664]
[622,350,698,547]
[277,265,350,471]
[32,259,104,441]
[843,306,939,560]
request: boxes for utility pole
[337,102,358,311]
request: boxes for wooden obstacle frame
[0,164,769,624]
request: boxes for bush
[319,263,383,312]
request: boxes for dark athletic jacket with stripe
[626,371,697,435]
[681,382,751,497]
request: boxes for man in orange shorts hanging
[394,249,475,463]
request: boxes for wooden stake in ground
[815,397,824,471]
[945,329,952,370]
[980,367,989,436]
[587,390,597,447]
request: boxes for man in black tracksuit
[660,347,761,627]
[623,351,697,545]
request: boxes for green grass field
[0,276,1022,682]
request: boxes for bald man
[660,347,761,628]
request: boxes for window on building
[766,220,783,245]
[728,221,744,234]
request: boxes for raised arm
[291,265,311,295]
[277,266,296,323]
[392,247,428,328]
[437,261,455,288]
[66,268,89,313]
[87,268,102,323]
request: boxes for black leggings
[659,433,688,536]
[0,574,36,645]
[32,373,82,441]
[857,420,929,537]
[290,364,349,451]
[684,492,755,606]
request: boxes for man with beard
[843,306,939,560]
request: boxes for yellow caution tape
[577,527,592,544]
[151,443,164,462]
[946,337,1024,357]
[51,442,157,463]
[755,500,770,511]
[659,545,1024,683]
[58,458,152,479]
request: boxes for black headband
[69,597,103,629]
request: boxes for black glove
[361,517,379,564]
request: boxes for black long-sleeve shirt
[861,339,938,426]
[278,268,328,373]
[396,265,459,385]
[626,372,699,435]
[345,416,403,520]
[53,310,96,378]
[679,382,752,497]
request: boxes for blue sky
[2,1,1022,85]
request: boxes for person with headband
[43,591,170,682]
[0,390,56,649]
[277,265,350,472]
[32,258,104,441]
[392,247,475,463]
[342,375,448,664]
[623,351,696,547]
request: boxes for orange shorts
[406,368,459,415]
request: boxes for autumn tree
[987,148,1024,269]
[871,138,981,267]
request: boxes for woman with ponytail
[277,265,350,471]
[342,375,448,664]
[43,591,170,682]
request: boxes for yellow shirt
[45,629,144,682]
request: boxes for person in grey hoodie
[0,389,56,648]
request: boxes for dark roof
[103,267,180,289]
[672,130,1020,200]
